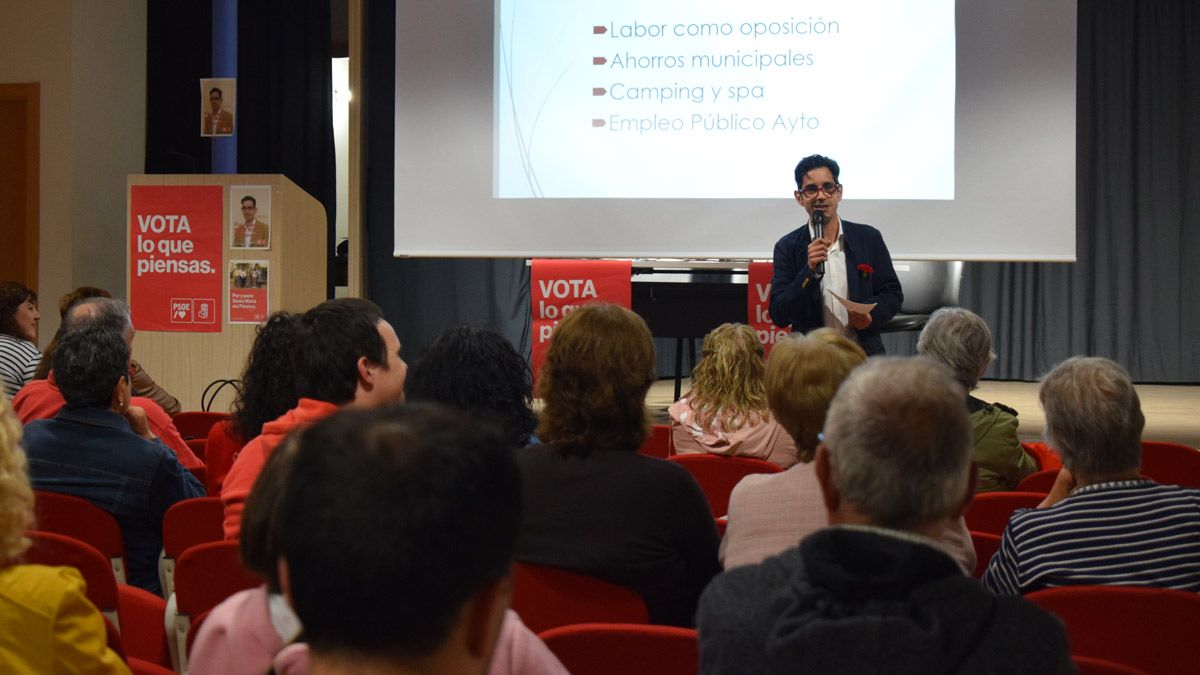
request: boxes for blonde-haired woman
[0,398,129,673]
[669,324,798,467]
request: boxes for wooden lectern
[126,174,327,413]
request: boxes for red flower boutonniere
[857,263,874,279]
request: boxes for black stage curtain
[364,1,1200,381]
[145,2,213,174]
[364,2,531,362]
[237,0,337,298]
[958,0,1200,382]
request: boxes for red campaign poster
[748,262,790,357]
[531,259,632,385]
[129,185,223,332]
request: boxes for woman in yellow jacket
[0,397,129,674]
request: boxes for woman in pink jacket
[669,323,798,468]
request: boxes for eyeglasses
[799,182,841,197]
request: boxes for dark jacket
[697,527,1072,674]
[516,443,720,627]
[23,407,206,594]
[769,220,903,355]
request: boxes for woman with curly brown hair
[669,323,798,467]
[516,303,720,627]
[0,282,41,400]
[0,398,129,672]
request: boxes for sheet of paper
[830,291,876,315]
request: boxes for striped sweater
[983,479,1200,594]
[0,334,41,400]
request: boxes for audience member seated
[191,434,308,675]
[516,304,719,627]
[0,398,129,673]
[668,323,798,467]
[33,286,180,415]
[406,326,538,448]
[221,298,407,539]
[12,298,199,469]
[720,330,864,568]
[229,312,302,444]
[20,326,204,595]
[277,404,566,675]
[917,307,1036,491]
[0,282,41,400]
[983,357,1200,594]
[698,357,1072,674]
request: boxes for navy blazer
[768,219,903,355]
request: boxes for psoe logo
[170,298,194,323]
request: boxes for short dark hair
[54,326,129,409]
[0,282,36,339]
[241,196,256,207]
[794,154,841,190]
[278,404,521,658]
[406,326,537,448]
[209,87,223,98]
[231,312,301,441]
[292,298,387,405]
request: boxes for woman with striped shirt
[0,283,41,400]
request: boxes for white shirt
[808,219,851,338]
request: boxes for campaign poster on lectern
[129,185,223,332]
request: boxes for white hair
[823,357,972,529]
[916,307,994,390]
[1039,357,1143,478]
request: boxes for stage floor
[646,379,1200,449]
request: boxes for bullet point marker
[593,25,607,34]
[592,119,606,127]
[592,87,607,96]
[593,56,607,65]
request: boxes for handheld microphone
[813,210,826,276]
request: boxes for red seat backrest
[162,497,226,559]
[969,530,1002,579]
[1016,469,1060,493]
[203,419,245,495]
[538,623,698,675]
[1029,586,1200,675]
[666,454,783,516]
[32,490,125,563]
[637,424,672,459]
[25,530,118,613]
[1140,441,1200,489]
[963,492,1045,535]
[174,540,262,617]
[1021,442,1063,472]
[512,562,649,634]
[172,411,231,441]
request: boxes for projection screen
[393,0,1076,261]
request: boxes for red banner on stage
[531,259,632,384]
[129,185,223,332]
[748,262,790,356]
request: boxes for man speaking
[769,154,902,355]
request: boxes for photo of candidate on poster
[200,78,236,137]
[230,185,271,249]
[229,260,269,324]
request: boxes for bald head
[63,298,134,346]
